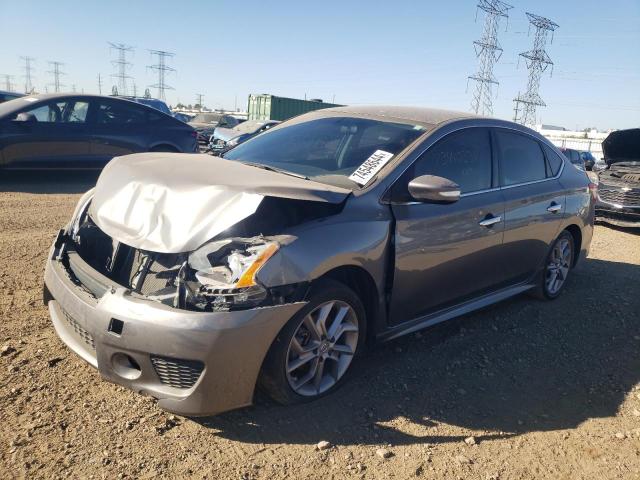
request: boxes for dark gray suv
[44,106,595,416]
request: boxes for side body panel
[389,193,505,323]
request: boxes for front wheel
[259,279,366,405]
[531,230,575,300]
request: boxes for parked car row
[208,119,280,153]
[560,147,596,171]
[0,93,198,169]
[188,112,244,149]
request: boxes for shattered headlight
[187,239,279,309]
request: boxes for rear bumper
[44,242,305,416]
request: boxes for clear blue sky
[1,0,639,129]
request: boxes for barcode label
[348,150,394,186]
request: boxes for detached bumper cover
[44,243,305,416]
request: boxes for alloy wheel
[545,237,572,295]
[285,300,359,396]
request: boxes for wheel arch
[563,224,582,267]
[313,265,379,343]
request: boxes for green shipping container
[247,94,343,121]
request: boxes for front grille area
[150,355,204,389]
[598,187,640,206]
[62,308,95,350]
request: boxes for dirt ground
[1,172,640,480]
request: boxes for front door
[388,127,505,324]
[1,99,92,168]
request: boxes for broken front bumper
[43,240,306,416]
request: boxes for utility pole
[513,13,559,125]
[147,50,175,100]
[97,73,103,94]
[468,0,513,116]
[1,74,15,92]
[21,56,35,94]
[109,42,134,96]
[47,61,65,93]
[196,93,204,110]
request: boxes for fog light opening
[111,352,142,380]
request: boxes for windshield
[192,113,221,124]
[223,116,425,189]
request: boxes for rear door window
[495,129,547,186]
[96,101,147,125]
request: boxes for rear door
[90,100,151,164]
[1,98,92,168]
[388,127,505,324]
[494,128,565,284]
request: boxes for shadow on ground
[198,257,640,446]
[0,171,99,194]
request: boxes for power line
[108,42,134,96]
[468,0,513,116]
[47,61,65,93]
[196,93,204,109]
[20,56,35,94]
[147,50,175,100]
[513,13,559,125]
[1,74,15,92]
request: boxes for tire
[530,230,575,300]
[259,278,366,405]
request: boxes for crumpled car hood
[89,153,350,253]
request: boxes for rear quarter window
[543,144,564,176]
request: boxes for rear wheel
[531,230,575,300]
[259,279,365,405]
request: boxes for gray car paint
[44,107,594,415]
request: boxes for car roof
[314,105,479,127]
[0,92,176,118]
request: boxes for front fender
[256,218,391,293]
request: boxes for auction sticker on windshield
[349,150,394,186]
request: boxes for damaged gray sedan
[44,106,594,415]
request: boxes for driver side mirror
[408,175,461,203]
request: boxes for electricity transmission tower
[513,13,559,125]
[109,42,134,96]
[147,50,175,100]
[97,73,103,94]
[468,0,513,116]
[196,93,204,110]
[47,61,65,92]
[21,56,35,93]
[1,74,15,92]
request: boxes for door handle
[479,215,502,227]
[547,203,562,214]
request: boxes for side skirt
[377,283,535,343]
